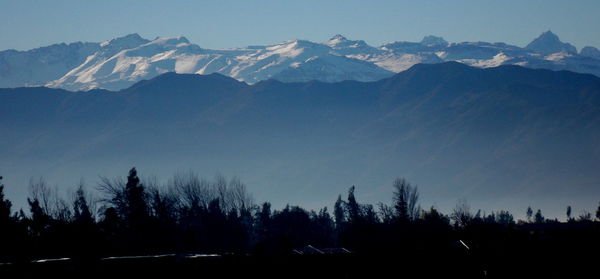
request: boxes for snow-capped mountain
[1,31,600,91]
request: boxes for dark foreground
[1,248,596,279]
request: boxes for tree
[422,206,450,225]
[256,202,272,241]
[596,202,600,221]
[0,176,12,223]
[393,179,409,222]
[496,210,515,225]
[534,209,544,223]
[27,197,50,237]
[333,194,346,226]
[566,205,572,222]
[577,211,592,222]
[392,178,420,222]
[73,184,93,225]
[526,206,533,223]
[123,167,149,228]
[346,186,361,224]
[451,199,472,227]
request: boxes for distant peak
[331,34,348,41]
[420,35,448,46]
[101,33,149,48]
[526,30,577,54]
[538,30,560,41]
[325,34,349,46]
[146,36,191,47]
[123,33,143,40]
[580,46,600,59]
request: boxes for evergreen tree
[596,202,600,221]
[534,209,545,223]
[566,205,572,222]
[123,168,149,228]
[393,179,409,222]
[526,206,533,223]
[333,194,346,226]
[73,184,93,225]
[27,197,50,237]
[346,186,360,224]
[392,178,420,222]
[257,202,271,241]
[496,210,515,225]
[0,176,12,223]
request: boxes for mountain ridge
[2,62,600,217]
[2,31,600,91]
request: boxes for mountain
[1,31,600,91]
[581,46,600,59]
[0,41,100,88]
[1,62,600,217]
[526,30,577,55]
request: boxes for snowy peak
[325,34,349,46]
[526,30,577,55]
[325,34,380,55]
[3,31,600,91]
[100,33,149,48]
[264,39,329,58]
[325,34,368,48]
[145,36,191,47]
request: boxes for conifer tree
[534,209,545,223]
[526,206,533,223]
[334,194,346,227]
[346,186,360,224]
[0,176,11,223]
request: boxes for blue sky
[1,0,599,51]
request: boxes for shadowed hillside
[1,62,600,216]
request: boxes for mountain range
[2,31,600,91]
[2,62,600,217]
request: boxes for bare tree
[228,176,253,212]
[214,174,229,212]
[171,171,213,210]
[451,199,472,227]
[29,177,52,215]
[97,175,126,210]
[378,203,395,224]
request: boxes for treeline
[1,168,600,265]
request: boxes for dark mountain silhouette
[1,62,600,215]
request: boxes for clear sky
[1,0,599,51]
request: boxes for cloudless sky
[1,0,599,51]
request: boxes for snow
[545,52,572,61]
[462,53,512,68]
[30,32,600,91]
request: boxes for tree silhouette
[0,176,11,223]
[333,194,346,227]
[566,205,572,222]
[526,206,533,223]
[451,199,472,227]
[346,186,361,224]
[123,168,149,227]
[534,209,545,223]
[73,184,93,225]
[392,178,420,222]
